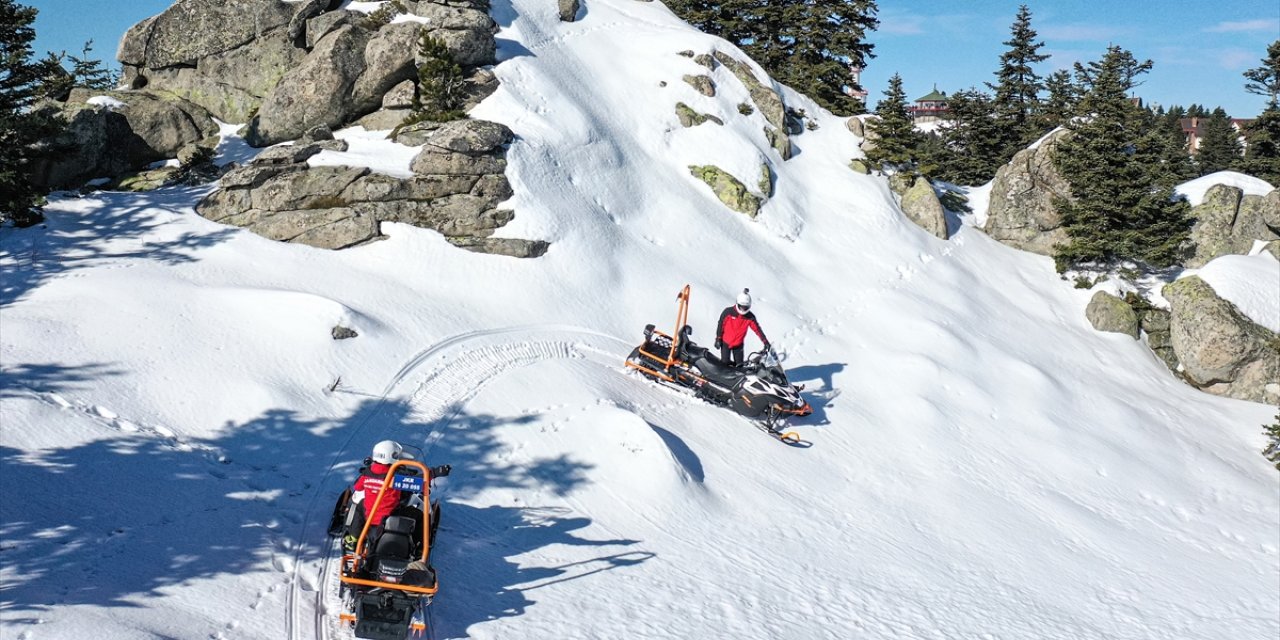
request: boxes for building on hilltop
[909,86,948,124]
[843,65,868,100]
[1179,116,1254,153]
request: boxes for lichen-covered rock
[1263,240,1280,260]
[447,237,550,258]
[846,117,864,137]
[675,102,722,127]
[353,22,422,114]
[409,119,513,174]
[848,159,870,174]
[713,51,790,159]
[983,128,1073,255]
[411,4,497,67]
[682,74,715,97]
[689,165,760,218]
[30,90,219,189]
[1085,291,1139,339]
[1186,185,1280,267]
[117,0,298,69]
[558,0,580,21]
[899,177,948,240]
[692,53,714,69]
[1164,275,1280,403]
[758,164,773,198]
[382,80,416,110]
[1140,308,1179,371]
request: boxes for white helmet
[736,288,752,311]
[371,440,402,465]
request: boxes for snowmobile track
[286,326,632,640]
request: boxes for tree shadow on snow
[0,187,235,307]
[0,362,124,398]
[0,396,649,637]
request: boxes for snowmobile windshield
[758,348,780,369]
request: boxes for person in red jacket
[344,440,450,550]
[715,288,769,366]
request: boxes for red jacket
[716,306,767,348]
[353,462,401,526]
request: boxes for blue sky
[26,0,1280,117]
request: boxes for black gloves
[763,342,771,351]
[715,339,723,349]
[430,464,452,478]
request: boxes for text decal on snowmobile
[392,475,424,492]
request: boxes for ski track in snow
[285,326,639,640]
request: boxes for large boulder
[1085,291,1139,339]
[689,165,760,218]
[1163,276,1280,403]
[1186,184,1280,267]
[899,177,948,239]
[245,25,370,146]
[116,0,299,70]
[197,119,533,255]
[983,129,1073,255]
[409,3,497,67]
[409,119,513,175]
[31,90,219,189]
[352,22,422,114]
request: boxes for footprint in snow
[47,393,72,409]
[93,405,117,419]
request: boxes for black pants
[720,343,744,366]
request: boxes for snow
[86,95,126,110]
[308,127,421,178]
[1175,171,1275,206]
[2,1,1277,640]
[1191,253,1280,332]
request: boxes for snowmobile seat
[374,516,415,560]
[695,355,742,388]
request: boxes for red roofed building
[909,87,948,124]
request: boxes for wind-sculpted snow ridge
[1,1,1277,639]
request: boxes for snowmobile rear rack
[625,284,694,378]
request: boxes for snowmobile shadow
[0,397,600,626]
[0,187,236,306]
[648,423,704,483]
[785,362,846,427]
[431,503,651,639]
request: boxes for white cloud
[1205,19,1278,33]
[878,12,925,35]
[1216,47,1257,70]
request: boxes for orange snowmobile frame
[339,459,439,597]
[624,284,710,383]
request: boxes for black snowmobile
[625,285,812,442]
[327,460,442,640]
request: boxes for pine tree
[1037,69,1077,131]
[1239,41,1280,183]
[1073,48,1151,94]
[665,0,879,116]
[1152,105,1196,183]
[864,73,920,170]
[403,32,467,125]
[1263,410,1280,470]
[1242,39,1280,104]
[1052,46,1193,271]
[987,5,1048,159]
[68,40,116,90]
[0,0,62,227]
[933,87,1004,184]
[1194,107,1241,175]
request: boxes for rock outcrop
[197,119,543,256]
[1085,291,1139,339]
[983,129,1073,256]
[558,0,580,21]
[31,90,220,189]
[118,0,498,145]
[682,74,715,97]
[711,51,790,159]
[675,102,722,127]
[1163,276,1279,403]
[689,165,760,218]
[899,177,948,240]
[1186,185,1280,268]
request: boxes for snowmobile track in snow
[285,325,633,640]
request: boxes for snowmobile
[625,285,812,442]
[327,459,442,640]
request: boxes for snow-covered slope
[2,2,1277,639]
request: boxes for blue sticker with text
[392,475,424,491]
